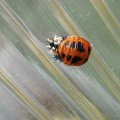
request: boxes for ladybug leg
[49,49,57,55]
[49,48,62,62]
[53,55,62,62]
[46,38,54,49]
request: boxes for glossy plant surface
[0,0,120,120]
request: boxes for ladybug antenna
[47,38,53,43]
[61,35,68,40]
[46,45,51,48]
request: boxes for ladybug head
[46,35,63,55]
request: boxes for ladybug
[47,35,92,66]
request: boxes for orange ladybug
[47,35,92,66]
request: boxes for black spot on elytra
[88,47,91,55]
[61,53,65,58]
[77,42,85,52]
[70,42,76,49]
[65,41,69,47]
[71,56,82,64]
[67,55,72,61]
